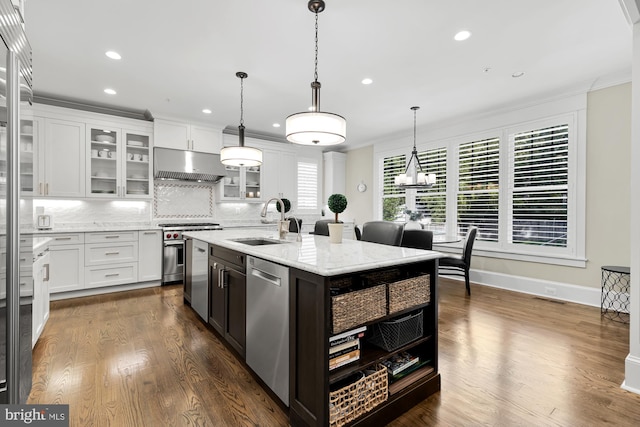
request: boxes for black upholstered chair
[439,227,477,295]
[360,221,404,246]
[400,229,433,250]
[287,217,302,233]
[311,219,341,236]
[354,225,362,240]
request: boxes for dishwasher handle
[250,267,281,287]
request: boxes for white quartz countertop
[183,229,443,277]
[25,224,160,234]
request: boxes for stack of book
[329,326,366,370]
[381,351,421,380]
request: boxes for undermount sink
[230,237,288,246]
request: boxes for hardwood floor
[29,280,640,426]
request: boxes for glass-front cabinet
[87,125,151,198]
[219,165,262,201]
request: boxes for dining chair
[287,217,302,233]
[439,226,478,295]
[400,229,434,250]
[311,219,341,236]
[354,225,362,240]
[360,221,404,246]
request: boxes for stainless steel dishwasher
[246,256,289,405]
[189,239,209,321]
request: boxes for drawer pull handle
[105,273,120,277]
[55,237,72,241]
[105,251,120,255]
[105,236,120,239]
[143,231,156,235]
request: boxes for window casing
[375,110,584,266]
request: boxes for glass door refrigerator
[0,0,34,404]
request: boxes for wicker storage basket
[329,365,388,427]
[332,284,386,334]
[388,275,430,314]
[368,311,424,352]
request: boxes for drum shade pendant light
[286,0,346,146]
[395,106,436,188]
[220,72,262,167]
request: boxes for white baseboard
[50,280,161,301]
[441,268,601,307]
[623,355,640,395]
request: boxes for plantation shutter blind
[416,147,447,228]
[382,154,406,221]
[297,161,318,210]
[457,137,500,241]
[509,124,569,247]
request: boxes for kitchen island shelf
[328,334,434,385]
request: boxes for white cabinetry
[86,125,152,198]
[154,119,222,153]
[48,233,85,293]
[32,248,50,348]
[261,148,296,202]
[138,230,162,281]
[218,165,263,201]
[85,231,138,289]
[39,118,86,197]
[323,151,346,201]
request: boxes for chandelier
[395,106,436,188]
[285,0,346,146]
[220,72,263,167]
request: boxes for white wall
[345,83,631,294]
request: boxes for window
[457,137,500,242]
[509,124,569,247]
[416,147,447,233]
[381,154,406,221]
[297,161,318,210]
[375,105,584,265]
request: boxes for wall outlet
[545,286,557,296]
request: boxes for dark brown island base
[183,229,442,427]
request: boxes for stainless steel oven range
[159,223,223,284]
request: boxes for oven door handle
[164,240,185,247]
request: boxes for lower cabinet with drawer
[84,232,138,289]
[85,263,138,289]
[48,229,162,298]
[48,233,85,293]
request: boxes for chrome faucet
[260,197,288,239]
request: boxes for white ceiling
[24,0,632,149]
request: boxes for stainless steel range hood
[154,147,227,182]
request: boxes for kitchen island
[183,229,442,427]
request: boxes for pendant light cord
[239,75,244,126]
[413,107,417,150]
[314,12,319,82]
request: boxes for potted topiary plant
[275,198,292,214]
[327,194,348,243]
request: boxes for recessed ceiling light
[512,71,525,78]
[454,30,472,41]
[362,78,373,85]
[104,88,116,95]
[272,123,281,128]
[202,108,212,114]
[105,51,121,60]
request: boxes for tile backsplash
[33,199,151,227]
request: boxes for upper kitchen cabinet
[86,125,152,198]
[154,119,222,153]
[261,149,295,202]
[218,164,262,202]
[0,114,38,195]
[39,118,86,197]
[31,104,154,199]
